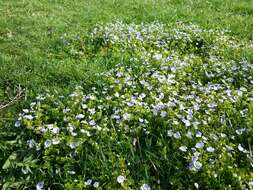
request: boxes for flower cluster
[4,22,253,189]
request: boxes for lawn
[0,0,253,189]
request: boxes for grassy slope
[0,0,253,122]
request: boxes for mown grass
[0,0,253,120]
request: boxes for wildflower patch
[1,22,253,189]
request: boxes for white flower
[21,167,29,174]
[194,183,199,189]
[141,183,150,190]
[153,53,163,60]
[123,113,131,121]
[67,170,76,175]
[71,131,77,136]
[235,128,246,135]
[160,111,167,117]
[85,179,92,186]
[46,124,53,130]
[93,181,99,188]
[193,152,201,158]
[44,140,52,148]
[15,121,21,127]
[237,144,249,154]
[89,120,96,126]
[114,92,120,97]
[89,108,96,114]
[207,102,217,108]
[63,108,71,113]
[52,127,60,134]
[186,131,193,139]
[193,161,202,170]
[179,146,188,152]
[206,147,215,153]
[182,119,191,127]
[27,139,34,148]
[23,109,29,113]
[240,109,248,117]
[139,93,146,99]
[88,95,96,100]
[24,115,34,120]
[69,143,77,149]
[153,107,159,115]
[196,131,202,138]
[193,103,200,111]
[36,181,44,190]
[76,114,85,119]
[195,141,204,149]
[82,104,88,109]
[52,138,60,145]
[238,144,244,152]
[167,130,173,137]
[117,175,125,184]
[173,132,181,139]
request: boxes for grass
[0,1,253,189]
[0,0,253,119]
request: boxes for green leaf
[2,152,17,169]
[2,159,11,170]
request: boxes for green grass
[0,1,253,189]
[0,0,253,120]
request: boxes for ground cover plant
[1,21,253,189]
[1,0,253,190]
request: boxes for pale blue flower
[27,139,35,148]
[117,175,125,183]
[167,130,173,137]
[141,183,150,190]
[63,108,71,113]
[93,181,99,188]
[36,181,44,190]
[123,113,131,121]
[52,138,60,145]
[85,179,92,186]
[153,53,162,60]
[179,146,188,152]
[206,147,215,153]
[67,170,76,175]
[238,144,244,152]
[235,128,246,135]
[52,127,60,134]
[195,141,204,149]
[173,132,181,139]
[44,140,52,148]
[76,114,85,119]
[182,119,191,127]
[23,115,34,120]
[193,161,202,170]
[160,111,167,117]
[89,120,96,126]
[196,131,202,138]
[15,121,21,127]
